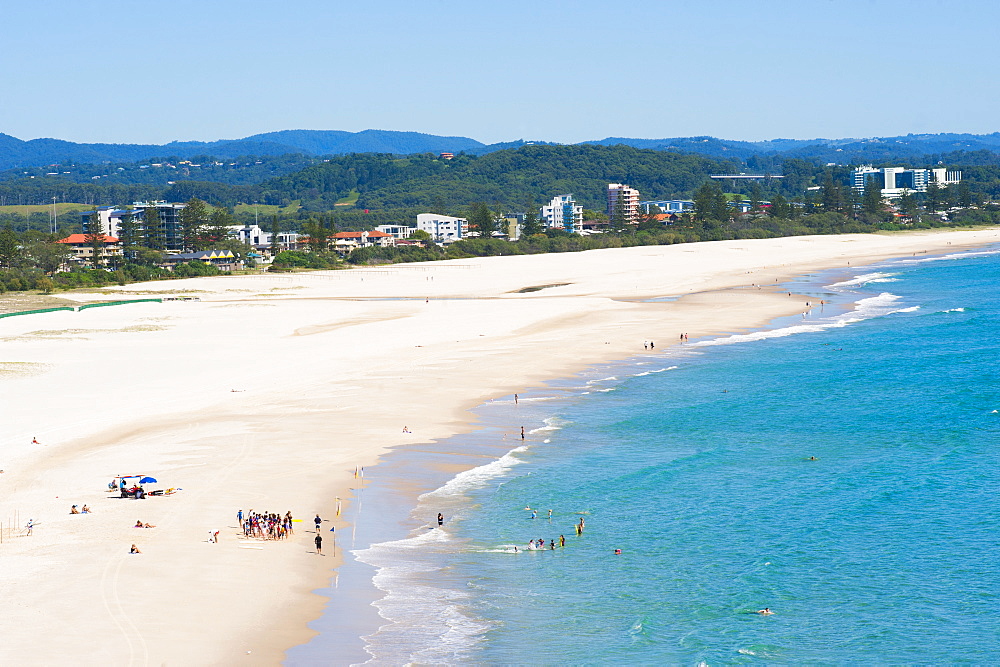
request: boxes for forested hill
[217,144,737,211]
[0,144,735,211]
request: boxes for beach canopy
[139,476,157,484]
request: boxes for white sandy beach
[0,229,997,665]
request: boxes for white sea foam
[888,248,1000,267]
[632,366,678,377]
[357,440,539,663]
[419,445,528,502]
[826,272,898,289]
[587,375,618,385]
[354,529,493,664]
[692,293,916,347]
[530,417,567,434]
[940,307,966,313]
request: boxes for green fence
[0,298,162,319]
[0,306,75,319]
[78,298,162,310]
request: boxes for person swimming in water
[757,608,774,615]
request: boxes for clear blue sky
[1,0,997,145]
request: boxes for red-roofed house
[57,234,121,266]
[331,230,396,254]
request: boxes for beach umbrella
[139,476,157,484]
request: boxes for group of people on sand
[69,504,91,514]
[238,509,294,540]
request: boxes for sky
[1,0,997,146]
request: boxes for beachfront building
[80,206,120,237]
[133,201,186,251]
[501,213,526,240]
[539,195,584,233]
[416,213,466,242]
[640,199,694,214]
[852,166,962,198]
[82,202,188,251]
[375,224,415,239]
[607,183,641,223]
[331,230,396,254]
[225,224,301,252]
[161,250,242,271]
[57,233,122,266]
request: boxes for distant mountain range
[3,128,1000,171]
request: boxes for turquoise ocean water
[289,246,1000,665]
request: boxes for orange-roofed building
[331,230,396,254]
[57,233,121,266]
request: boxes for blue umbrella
[139,476,157,484]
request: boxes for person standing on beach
[437,513,444,526]
[521,427,525,440]
[315,534,323,554]
[237,509,243,523]
[514,393,518,404]
[559,534,565,547]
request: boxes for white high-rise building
[539,194,583,233]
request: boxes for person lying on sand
[134,520,155,528]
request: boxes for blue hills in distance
[2,128,1000,171]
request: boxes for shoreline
[0,230,997,664]
[289,244,973,663]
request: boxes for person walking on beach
[514,393,519,404]
[25,519,33,536]
[314,534,323,554]
[314,514,322,532]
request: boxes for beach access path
[0,229,997,664]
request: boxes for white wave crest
[692,293,915,347]
[826,272,898,289]
[354,529,493,664]
[632,366,678,377]
[418,446,528,501]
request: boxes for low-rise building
[162,250,242,271]
[640,199,693,213]
[375,224,415,239]
[225,224,301,252]
[416,214,466,242]
[56,233,121,266]
[331,230,396,254]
